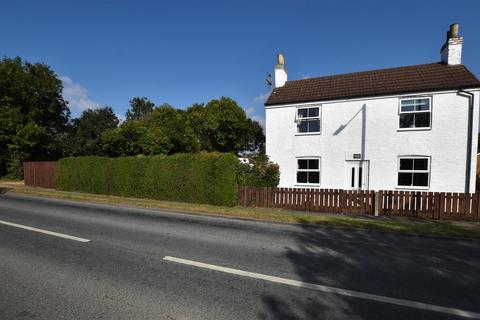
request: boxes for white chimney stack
[441,23,463,65]
[274,53,288,88]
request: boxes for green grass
[2,184,480,238]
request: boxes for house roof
[265,62,480,106]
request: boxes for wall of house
[265,89,480,192]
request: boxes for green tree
[125,97,155,121]
[189,97,265,153]
[236,153,280,187]
[70,107,119,156]
[102,119,147,157]
[150,104,200,153]
[0,56,70,176]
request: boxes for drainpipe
[459,89,474,193]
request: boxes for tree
[236,153,280,187]
[102,120,147,157]
[150,104,200,153]
[0,56,70,176]
[192,97,265,154]
[125,97,155,121]
[70,107,119,156]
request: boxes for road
[0,192,479,320]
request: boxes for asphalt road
[0,192,479,320]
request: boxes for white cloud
[116,113,126,124]
[252,114,265,129]
[60,76,102,114]
[252,91,270,104]
[244,107,255,117]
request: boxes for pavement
[0,192,479,320]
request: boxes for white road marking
[164,256,480,319]
[0,219,91,243]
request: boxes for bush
[236,153,280,187]
[55,152,238,206]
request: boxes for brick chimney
[441,23,463,65]
[274,53,288,88]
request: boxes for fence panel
[23,161,57,188]
[238,186,374,215]
[379,190,480,221]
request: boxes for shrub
[55,152,238,206]
[236,153,280,187]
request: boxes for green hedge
[55,152,238,206]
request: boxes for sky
[1,0,480,126]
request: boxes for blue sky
[1,0,479,125]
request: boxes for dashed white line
[0,219,91,243]
[163,256,480,319]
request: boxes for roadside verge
[1,182,479,239]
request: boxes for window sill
[294,184,321,188]
[295,132,322,136]
[397,127,431,132]
[395,186,430,191]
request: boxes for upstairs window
[399,98,431,129]
[397,157,430,188]
[297,158,320,184]
[296,106,320,133]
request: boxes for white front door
[346,161,369,190]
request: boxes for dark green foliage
[236,153,280,187]
[70,107,119,156]
[193,97,265,153]
[55,153,238,206]
[125,97,155,121]
[0,56,70,176]
[100,98,264,158]
[0,54,266,178]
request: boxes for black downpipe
[459,89,475,193]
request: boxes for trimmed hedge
[55,152,238,206]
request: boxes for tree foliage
[0,56,267,178]
[236,153,280,187]
[125,97,154,121]
[70,107,119,156]
[0,57,70,177]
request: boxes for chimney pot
[450,23,459,38]
[274,53,288,88]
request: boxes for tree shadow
[258,223,480,319]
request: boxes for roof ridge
[266,62,480,106]
[286,62,450,84]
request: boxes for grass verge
[1,184,480,238]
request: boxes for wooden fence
[238,187,375,215]
[23,161,57,188]
[379,190,480,220]
[238,187,480,220]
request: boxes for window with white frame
[399,98,431,129]
[397,157,430,188]
[296,106,320,133]
[297,158,320,184]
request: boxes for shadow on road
[258,224,480,320]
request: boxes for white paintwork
[346,160,370,190]
[441,37,463,65]
[274,65,287,88]
[0,219,91,242]
[266,90,480,192]
[163,256,480,318]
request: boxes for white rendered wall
[265,90,479,192]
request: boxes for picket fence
[238,186,480,220]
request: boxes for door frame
[345,160,370,190]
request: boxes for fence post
[374,191,380,216]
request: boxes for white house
[265,24,480,193]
